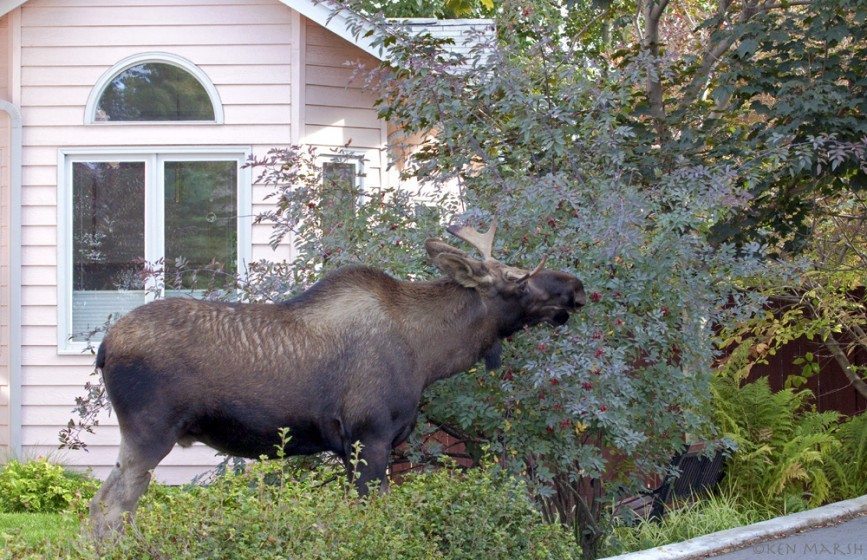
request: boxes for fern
[712,376,854,511]
[827,412,867,500]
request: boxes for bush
[7,461,579,560]
[0,459,98,514]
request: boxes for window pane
[321,161,358,234]
[72,162,145,339]
[96,63,215,122]
[164,161,237,293]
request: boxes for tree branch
[677,0,759,112]
[823,332,867,400]
[642,0,672,143]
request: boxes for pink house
[0,0,487,483]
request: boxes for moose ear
[430,251,494,289]
[425,239,468,259]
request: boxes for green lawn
[0,512,79,547]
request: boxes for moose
[89,222,586,537]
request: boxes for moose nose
[573,285,586,308]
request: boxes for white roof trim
[0,1,26,16]
[0,0,386,60]
[279,0,384,60]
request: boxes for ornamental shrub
[0,459,98,514]
[3,461,580,560]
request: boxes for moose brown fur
[89,224,585,537]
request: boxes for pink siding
[0,13,10,455]
[12,0,386,482]
[304,18,385,186]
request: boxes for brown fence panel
[747,336,866,417]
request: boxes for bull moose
[89,222,586,537]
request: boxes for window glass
[64,153,245,348]
[71,161,146,339]
[321,161,358,235]
[164,161,238,295]
[95,62,215,122]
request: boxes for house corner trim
[0,99,23,458]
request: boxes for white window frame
[84,52,224,125]
[57,146,252,354]
[320,151,366,204]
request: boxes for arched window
[85,53,223,124]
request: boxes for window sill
[57,342,100,358]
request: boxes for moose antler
[447,218,549,279]
[447,218,497,261]
[521,254,548,281]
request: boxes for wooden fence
[747,335,866,416]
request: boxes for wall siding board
[21,5,293,27]
[305,44,368,68]
[305,125,382,148]
[306,105,381,129]
[21,225,56,246]
[22,167,55,187]
[21,325,55,344]
[23,45,295,67]
[306,85,372,110]
[23,23,292,47]
[22,125,293,147]
[304,64,360,88]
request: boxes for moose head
[426,219,586,333]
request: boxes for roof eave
[0,0,388,61]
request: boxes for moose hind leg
[90,436,173,539]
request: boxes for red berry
[582,381,593,390]
[559,419,571,430]
[599,404,608,412]
[591,368,601,376]
[594,348,605,358]
[590,292,602,303]
[592,331,603,340]
[546,426,554,433]
[661,306,670,316]
[550,378,560,386]
[537,343,548,352]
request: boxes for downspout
[0,99,22,458]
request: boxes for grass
[0,512,80,547]
[602,492,772,556]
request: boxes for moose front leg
[352,439,391,495]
